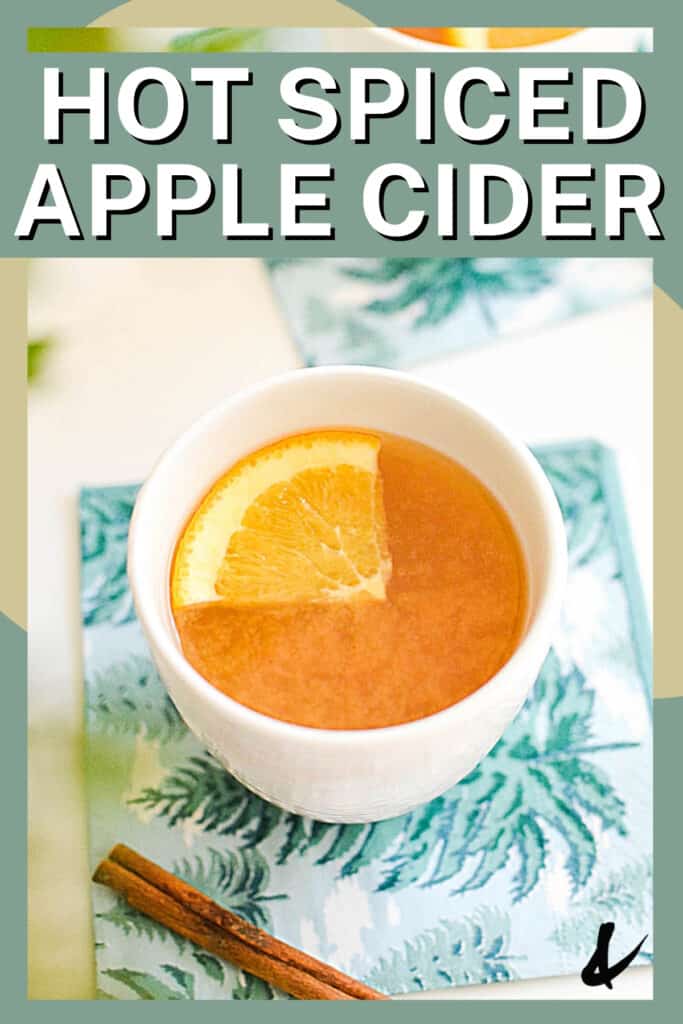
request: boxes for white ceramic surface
[128,366,567,823]
[28,258,651,998]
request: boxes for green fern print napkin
[268,259,651,367]
[81,441,652,999]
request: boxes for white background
[28,257,652,999]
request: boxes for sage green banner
[1,52,668,259]
[6,0,682,1017]
[2,0,680,305]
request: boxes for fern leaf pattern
[367,909,519,993]
[87,655,186,742]
[97,847,283,943]
[83,441,651,996]
[268,258,650,367]
[80,485,139,626]
[97,896,187,955]
[174,847,286,927]
[95,848,285,999]
[551,859,653,957]
[99,964,280,1001]
[536,444,612,569]
[101,968,187,1000]
[343,258,554,328]
[132,651,629,902]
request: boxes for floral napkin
[81,440,652,999]
[267,259,651,368]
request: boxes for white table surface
[28,257,652,1000]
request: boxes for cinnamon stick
[93,845,388,1001]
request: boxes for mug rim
[370,26,597,53]
[128,365,567,749]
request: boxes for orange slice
[397,27,579,49]
[171,430,392,609]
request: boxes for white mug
[128,367,567,823]
[322,26,651,54]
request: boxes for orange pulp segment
[171,430,392,609]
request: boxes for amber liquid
[173,432,527,730]
[396,27,579,48]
